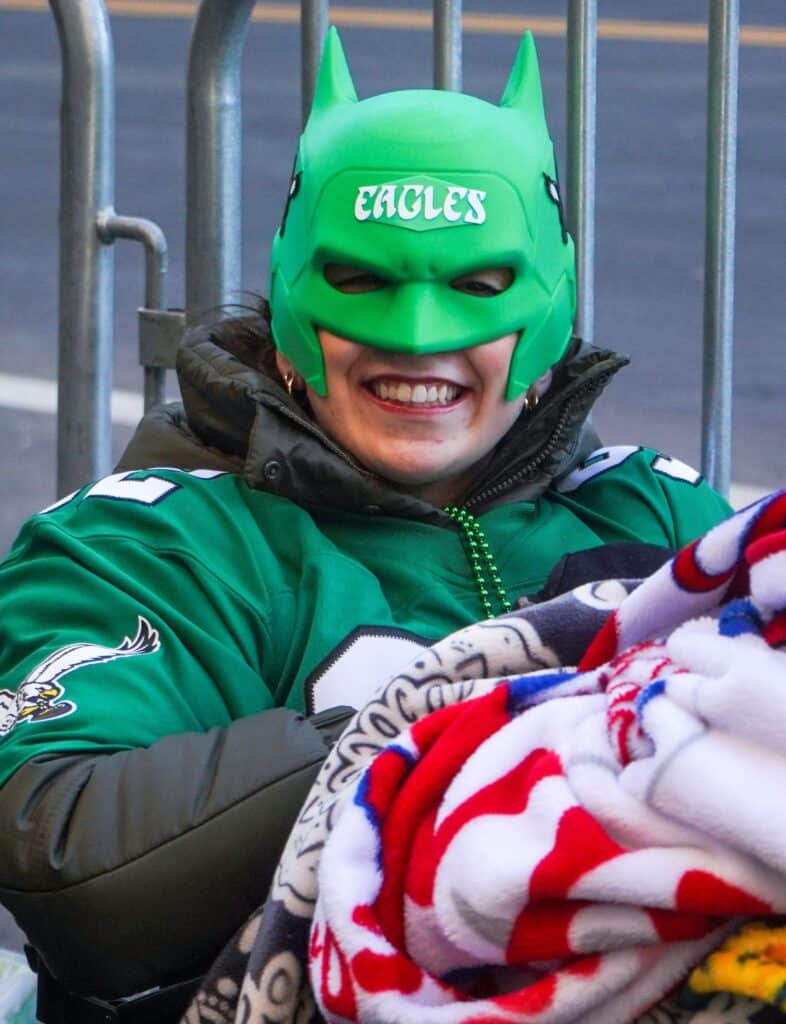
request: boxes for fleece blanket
[183,490,786,1024]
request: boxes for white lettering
[555,446,641,494]
[423,186,442,221]
[373,184,397,220]
[652,455,702,485]
[82,469,226,507]
[398,184,423,220]
[353,181,488,227]
[443,186,468,222]
[465,188,487,224]
[86,472,180,505]
[354,186,377,221]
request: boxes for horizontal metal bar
[98,212,168,311]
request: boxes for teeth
[370,380,460,405]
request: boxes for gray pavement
[0,0,784,971]
[1,4,784,557]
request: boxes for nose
[380,281,469,355]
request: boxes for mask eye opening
[450,267,515,297]
[324,263,388,294]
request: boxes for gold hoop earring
[283,370,296,398]
[524,387,540,413]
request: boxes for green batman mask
[269,28,576,400]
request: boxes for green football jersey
[0,447,731,787]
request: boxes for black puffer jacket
[0,321,627,1003]
[119,321,624,518]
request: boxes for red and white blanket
[185,491,786,1024]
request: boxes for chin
[371,459,451,485]
[375,462,471,499]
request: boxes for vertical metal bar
[143,367,167,412]
[139,220,168,410]
[98,213,169,410]
[433,0,462,91]
[49,0,115,495]
[301,0,329,124]
[702,0,739,497]
[186,0,257,324]
[565,0,597,345]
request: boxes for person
[0,29,730,1014]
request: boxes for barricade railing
[703,0,739,497]
[47,0,739,497]
[49,0,114,496]
[566,0,596,348]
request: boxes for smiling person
[0,30,730,1017]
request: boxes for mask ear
[499,31,546,124]
[308,27,358,124]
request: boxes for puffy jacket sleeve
[0,707,348,999]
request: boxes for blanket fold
[184,491,786,1024]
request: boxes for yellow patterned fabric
[688,920,786,1009]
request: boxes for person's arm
[0,705,349,999]
[0,471,351,998]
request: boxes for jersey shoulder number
[555,445,702,495]
[39,468,229,515]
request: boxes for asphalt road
[0,0,785,954]
[1,3,786,559]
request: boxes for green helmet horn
[501,31,544,110]
[309,25,358,117]
[269,28,576,399]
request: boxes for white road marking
[0,371,144,426]
[0,371,775,509]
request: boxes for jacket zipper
[463,368,617,512]
[260,352,621,516]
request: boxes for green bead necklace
[443,505,512,619]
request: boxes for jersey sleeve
[551,444,733,549]
[0,470,351,997]
[0,468,272,786]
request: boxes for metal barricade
[49,0,114,496]
[703,0,739,497]
[48,0,740,497]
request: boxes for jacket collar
[176,328,628,521]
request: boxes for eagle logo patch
[0,616,160,738]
